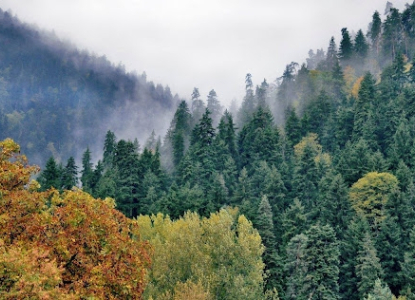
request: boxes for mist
[0,0,409,107]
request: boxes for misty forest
[3,1,415,299]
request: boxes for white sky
[0,0,410,106]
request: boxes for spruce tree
[206,89,222,127]
[354,29,369,62]
[38,156,62,191]
[356,232,384,299]
[256,195,283,294]
[339,214,371,300]
[81,147,94,193]
[302,224,340,300]
[61,156,78,190]
[102,130,116,169]
[339,27,353,63]
[369,11,382,56]
[285,233,308,300]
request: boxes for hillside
[0,8,179,165]
[4,1,415,300]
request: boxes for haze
[0,0,409,106]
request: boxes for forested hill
[7,1,415,299]
[0,8,179,165]
[36,1,415,298]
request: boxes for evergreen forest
[3,2,415,299]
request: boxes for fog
[0,0,409,107]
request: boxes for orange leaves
[0,139,152,299]
[0,138,39,192]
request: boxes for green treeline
[15,2,415,299]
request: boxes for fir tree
[356,232,384,299]
[38,156,62,191]
[61,156,78,190]
[339,27,353,63]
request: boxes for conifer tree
[339,27,354,63]
[400,226,415,294]
[170,100,191,169]
[356,232,384,299]
[191,87,205,126]
[206,89,223,127]
[354,29,369,62]
[256,79,269,108]
[369,11,382,56]
[38,156,62,191]
[325,37,338,71]
[256,195,282,294]
[238,73,256,126]
[281,198,308,246]
[102,130,116,169]
[285,233,308,300]
[302,224,340,300]
[81,147,94,193]
[353,72,376,143]
[61,156,78,190]
[340,214,371,300]
[113,140,140,217]
[285,107,302,147]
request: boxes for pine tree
[102,130,116,169]
[113,140,140,217]
[364,279,393,300]
[191,87,205,126]
[285,107,302,147]
[354,29,369,62]
[238,73,256,126]
[206,89,223,127]
[38,156,62,191]
[400,226,415,294]
[256,195,283,294]
[170,101,191,169]
[382,7,403,61]
[325,37,338,71]
[285,233,308,300]
[369,11,382,56]
[339,27,354,63]
[302,224,340,300]
[356,232,384,299]
[61,156,78,190]
[281,198,308,246]
[81,147,94,193]
[353,72,376,143]
[256,78,269,108]
[375,216,404,294]
[339,214,371,300]
[316,171,351,237]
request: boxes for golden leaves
[0,139,152,298]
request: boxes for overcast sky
[0,0,410,106]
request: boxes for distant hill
[0,8,180,166]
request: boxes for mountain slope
[0,8,179,165]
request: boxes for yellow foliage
[349,172,398,228]
[173,281,211,300]
[343,66,357,94]
[351,76,364,99]
[294,133,322,158]
[0,139,152,298]
[137,208,265,300]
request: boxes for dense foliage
[6,1,415,299]
[0,139,152,298]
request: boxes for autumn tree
[0,138,152,298]
[137,208,266,300]
[349,172,399,230]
